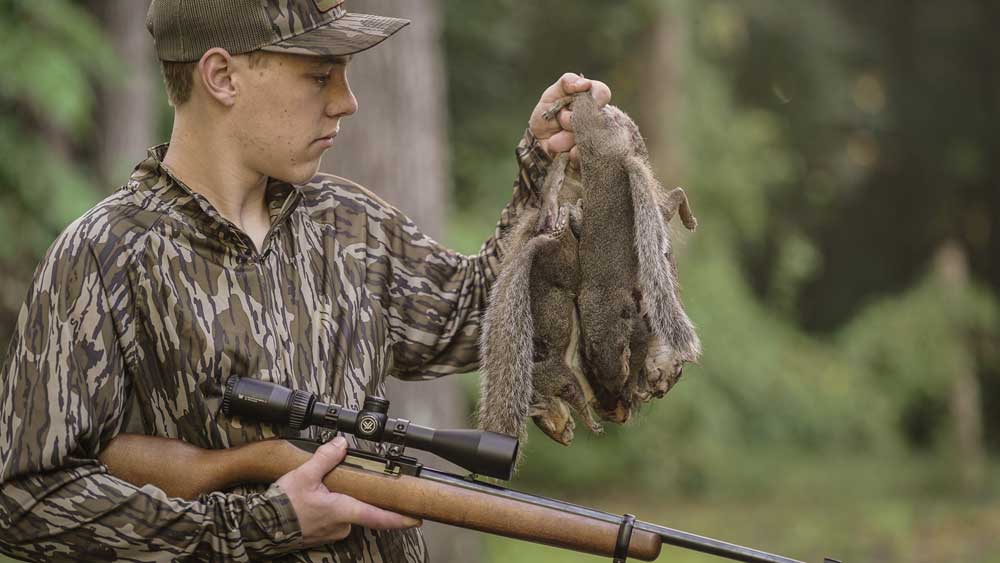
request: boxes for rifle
[99,377,839,563]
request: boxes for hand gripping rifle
[100,377,839,563]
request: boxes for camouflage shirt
[0,132,549,562]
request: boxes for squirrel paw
[530,398,576,445]
[542,96,575,121]
[637,335,686,401]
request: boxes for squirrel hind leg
[528,356,577,445]
[564,305,602,434]
[660,187,698,231]
[536,153,572,234]
[637,334,686,402]
[529,358,603,445]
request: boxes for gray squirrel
[478,92,701,454]
[478,153,602,447]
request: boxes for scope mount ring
[386,418,410,459]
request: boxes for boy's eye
[312,74,330,86]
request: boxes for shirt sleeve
[378,129,551,380]
[0,224,304,562]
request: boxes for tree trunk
[89,0,157,190]
[641,4,685,190]
[320,2,481,561]
[935,241,986,492]
[321,2,447,237]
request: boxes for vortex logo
[358,416,378,435]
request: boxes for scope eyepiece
[222,376,518,480]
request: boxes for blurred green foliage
[0,0,116,258]
[840,266,998,449]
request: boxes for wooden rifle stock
[99,434,663,561]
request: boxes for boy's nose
[327,85,358,119]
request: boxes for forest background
[1,1,998,562]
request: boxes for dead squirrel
[567,92,700,412]
[478,92,700,451]
[478,153,602,448]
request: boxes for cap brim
[260,12,410,57]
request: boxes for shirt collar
[129,144,303,256]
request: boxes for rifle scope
[221,376,518,480]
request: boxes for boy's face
[228,51,358,184]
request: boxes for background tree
[88,0,158,188]
[319,2,481,561]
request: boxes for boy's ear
[197,48,238,107]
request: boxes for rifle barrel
[420,467,805,563]
[635,521,805,563]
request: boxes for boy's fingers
[540,72,587,103]
[560,73,592,95]
[543,130,576,156]
[297,436,348,483]
[590,80,612,106]
[558,109,574,132]
[332,494,423,530]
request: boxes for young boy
[0,1,610,561]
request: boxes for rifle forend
[99,434,660,560]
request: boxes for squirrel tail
[477,228,556,449]
[627,158,702,357]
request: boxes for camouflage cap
[147,0,410,62]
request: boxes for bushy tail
[477,231,557,445]
[627,158,701,357]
